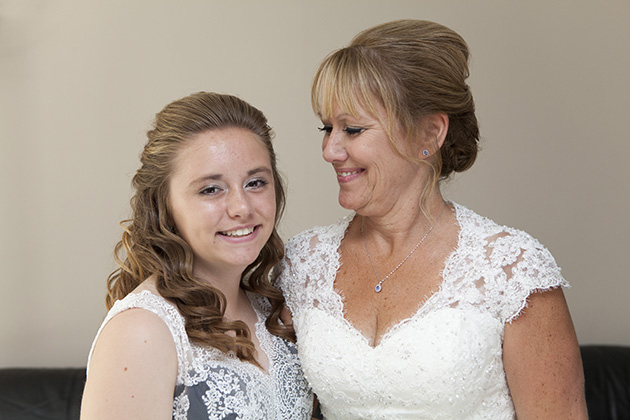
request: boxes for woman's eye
[200,186,220,195]
[343,127,365,135]
[318,125,332,134]
[246,179,268,189]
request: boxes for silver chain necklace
[361,204,446,293]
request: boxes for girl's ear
[419,112,449,159]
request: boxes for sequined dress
[278,203,567,420]
[87,290,313,420]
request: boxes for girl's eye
[343,127,365,135]
[318,125,332,134]
[245,179,268,189]
[200,186,221,195]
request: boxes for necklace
[361,204,447,293]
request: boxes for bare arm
[80,308,178,420]
[503,288,588,419]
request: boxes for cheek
[168,201,191,242]
[258,190,277,219]
[169,194,212,239]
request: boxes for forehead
[313,50,386,121]
[315,83,380,121]
[318,94,391,131]
[171,127,271,177]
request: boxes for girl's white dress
[87,290,313,420]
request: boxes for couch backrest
[0,368,84,420]
[581,345,630,420]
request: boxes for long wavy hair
[106,92,292,364]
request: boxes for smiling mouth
[219,226,256,237]
[337,169,363,177]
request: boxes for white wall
[1,0,628,367]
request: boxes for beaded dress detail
[87,290,313,420]
[278,203,568,420]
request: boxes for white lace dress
[87,290,313,420]
[278,203,568,420]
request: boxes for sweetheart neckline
[328,203,464,348]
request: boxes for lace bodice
[278,203,568,420]
[87,290,313,420]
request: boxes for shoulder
[452,203,568,321]
[284,214,354,262]
[277,215,352,313]
[454,202,562,270]
[91,307,177,365]
[87,291,188,376]
[88,292,180,373]
[107,291,185,336]
[82,297,178,419]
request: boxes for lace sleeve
[490,230,569,323]
[277,216,352,320]
[277,231,321,316]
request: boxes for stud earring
[422,150,429,157]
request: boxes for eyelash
[318,126,365,136]
[200,186,221,195]
[199,178,268,196]
[245,178,268,189]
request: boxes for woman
[81,92,313,419]
[278,20,588,419]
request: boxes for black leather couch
[0,368,84,420]
[0,345,628,420]
[581,345,630,420]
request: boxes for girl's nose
[226,189,252,218]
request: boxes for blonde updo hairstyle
[312,19,479,205]
[106,92,291,365]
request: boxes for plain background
[1,0,628,368]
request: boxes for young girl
[81,92,313,420]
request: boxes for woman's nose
[226,189,252,218]
[322,132,348,163]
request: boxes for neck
[193,264,246,310]
[359,191,447,251]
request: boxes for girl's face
[168,127,276,280]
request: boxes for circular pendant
[375,284,382,293]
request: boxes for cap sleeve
[490,231,569,323]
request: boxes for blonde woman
[279,20,587,419]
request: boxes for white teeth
[221,227,255,237]
[339,170,360,177]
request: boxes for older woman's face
[319,103,426,217]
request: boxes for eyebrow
[189,166,272,186]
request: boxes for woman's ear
[419,112,449,159]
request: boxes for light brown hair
[106,92,291,365]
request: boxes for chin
[338,195,362,212]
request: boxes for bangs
[311,47,385,122]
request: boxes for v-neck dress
[87,290,313,420]
[277,203,568,420]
